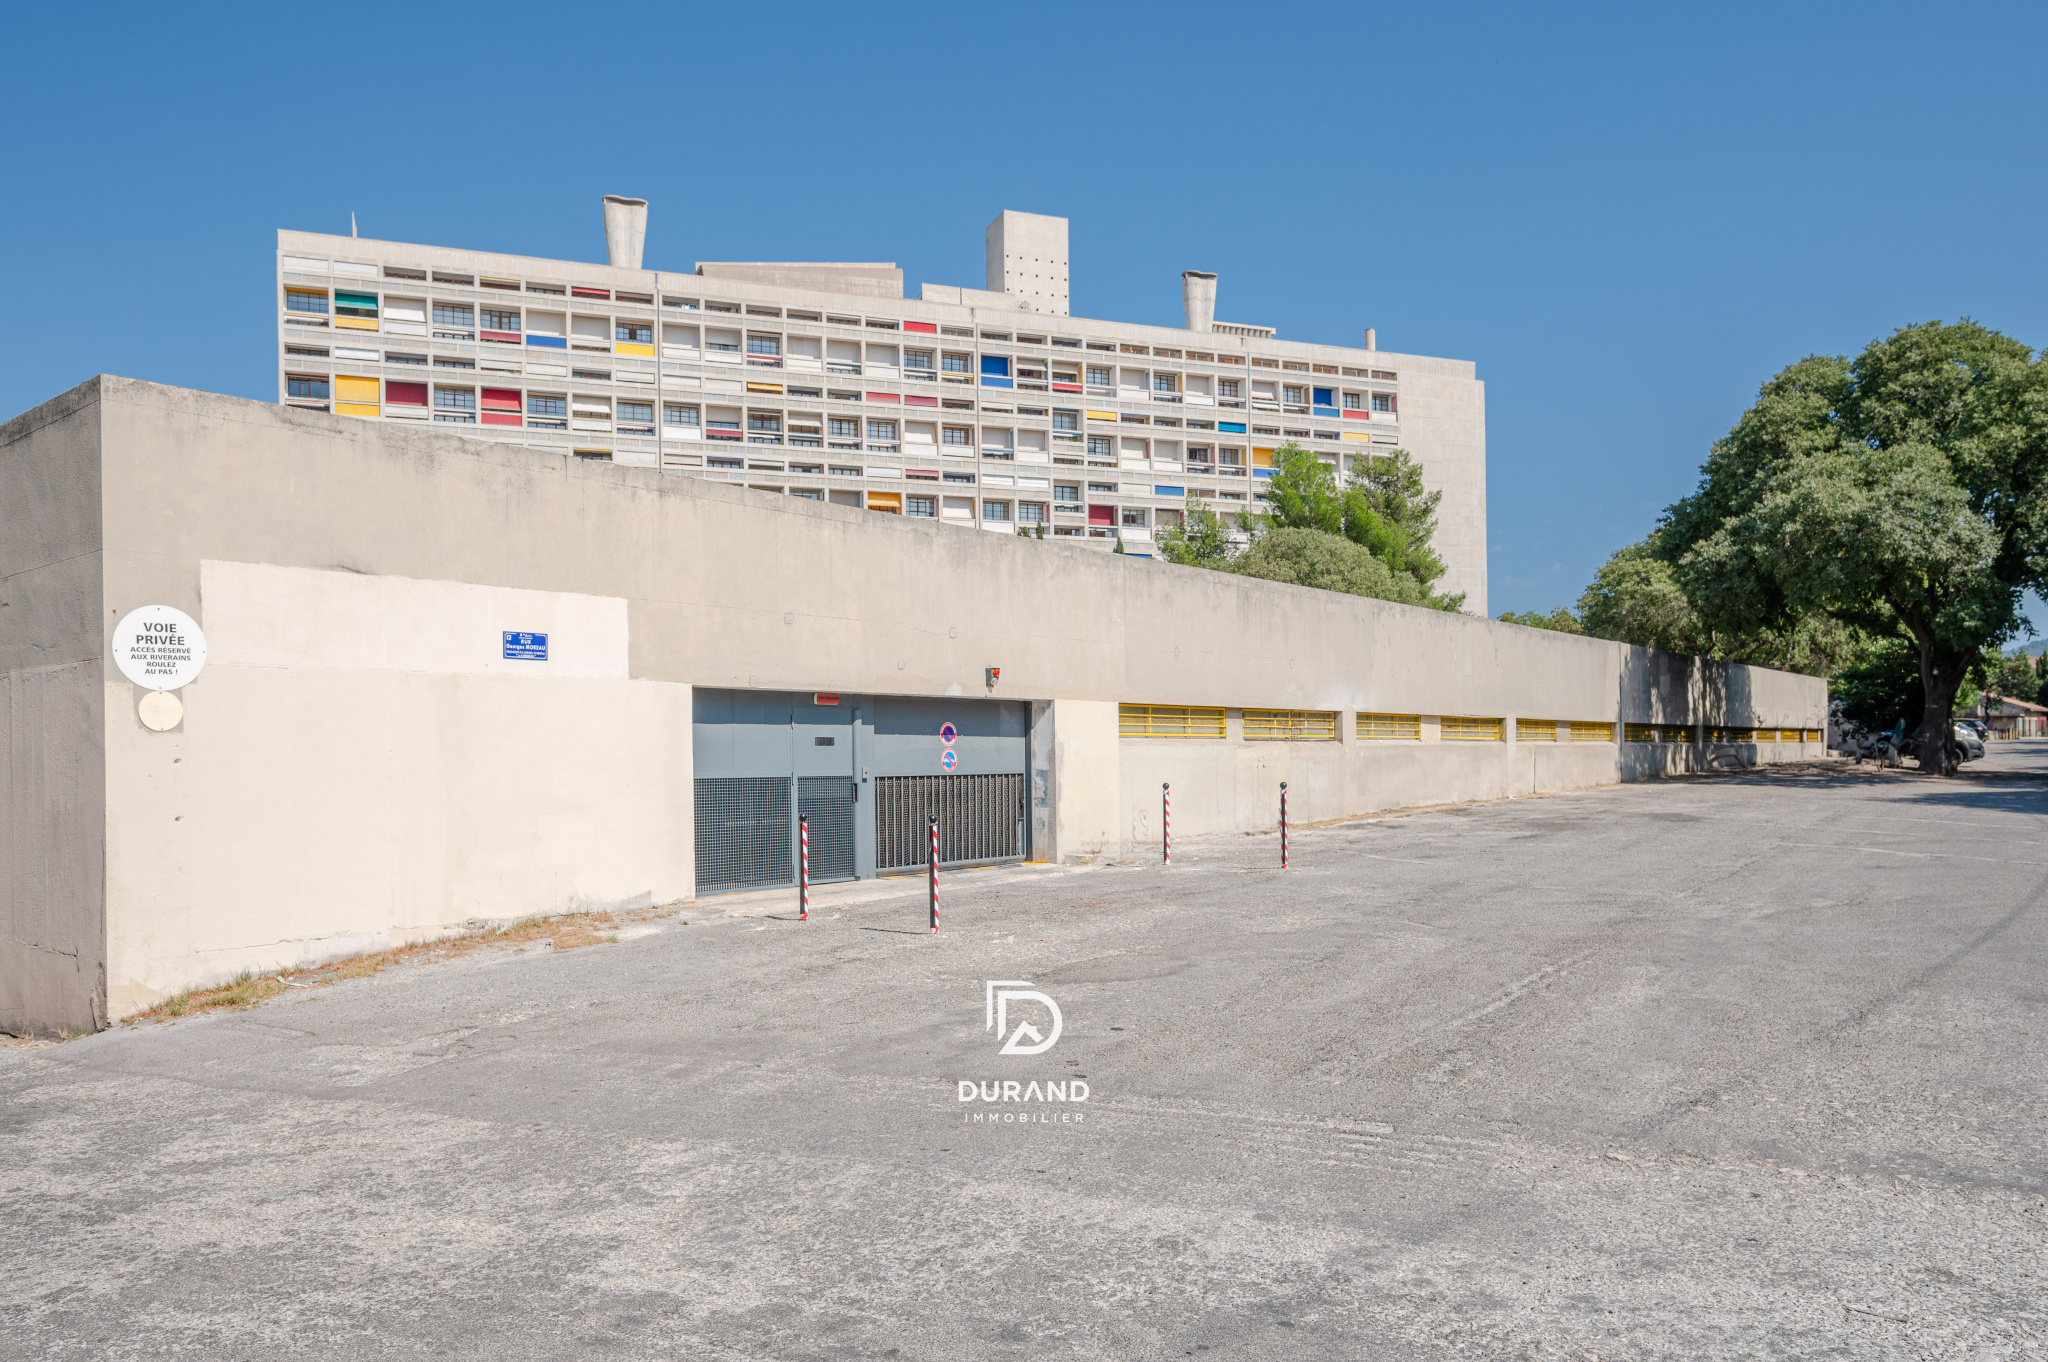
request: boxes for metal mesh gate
[798,776,857,882]
[694,776,792,892]
[875,774,1026,871]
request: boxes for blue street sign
[502,631,548,661]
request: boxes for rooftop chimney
[1364,328,1377,351]
[1182,270,1217,333]
[603,195,648,269]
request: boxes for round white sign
[111,605,207,691]
[137,690,184,732]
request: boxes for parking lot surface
[5,744,2047,1360]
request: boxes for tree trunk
[1917,643,1963,775]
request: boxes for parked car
[1903,722,1983,766]
[1957,718,1989,741]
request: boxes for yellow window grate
[1119,704,1226,739]
[1804,728,1819,742]
[1358,712,1422,740]
[1243,708,1338,741]
[1569,721,1613,743]
[1660,725,1695,744]
[1441,715,1505,742]
[1517,719,1558,741]
[1625,723,1656,743]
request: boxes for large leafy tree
[1498,538,1869,676]
[1661,320,2048,771]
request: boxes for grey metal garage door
[875,773,1027,870]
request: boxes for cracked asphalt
[5,744,2046,1360]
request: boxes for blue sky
[4,3,2043,632]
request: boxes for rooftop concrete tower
[985,211,1069,315]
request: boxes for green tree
[1988,648,2042,703]
[1226,527,1431,606]
[1349,449,1458,606]
[1496,607,1584,634]
[1661,320,2048,772]
[1155,501,1241,567]
[1577,540,1711,654]
[1260,443,1464,610]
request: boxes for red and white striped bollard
[1280,781,1289,870]
[928,812,939,934]
[1162,782,1171,863]
[798,813,809,921]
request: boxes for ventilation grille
[1569,721,1614,743]
[876,774,1026,871]
[695,777,791,892]
[1358,712,1422,740]
[1243,709,1338,741]
[1517,719,1559,742]
[1119,704,1226,739]
[1440,716,1505,742]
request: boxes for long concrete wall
[0,377,1828,1032]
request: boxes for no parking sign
[941,749,959,770]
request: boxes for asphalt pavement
[5,744,2047,1360]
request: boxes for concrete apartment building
[276,202,1491,613]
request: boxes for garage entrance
[692,690,1030,893]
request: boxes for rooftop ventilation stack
[1182,271,1217,333]
[603,195,648,269]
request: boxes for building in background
[277,203,1489,610]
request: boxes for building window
[616,321,653,344]
[983,501,1011,522]
[1121,509,1148,527]
[480,308,520,333]
[868,420,897,441]
[1084,366,1110,386]
[1218,379,1241,398]
[284,289,329,315]
[1053,484,1080,503]
[942,426,970,447]
[1343,391,1362,408]
[747,414,781,433]
[942,352,971,373]
[432,304,472,327]
[746,335,780,356]
[1018,502,1047,525]
[1152,373,1178,393]
[907,495,937,518]
[1052,410,1079,431]
[1087,436,1113,458]
[527,394,566,417]
[434,387,475,410]
[1372,394,1393,412]
[286,375,330,400]
[828,418,861,438]
[905,350,934,371]
[664,404,699,426]
[619,401,654,424]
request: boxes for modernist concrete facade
[275,205,1492,614]
[3,379,1826,1036]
